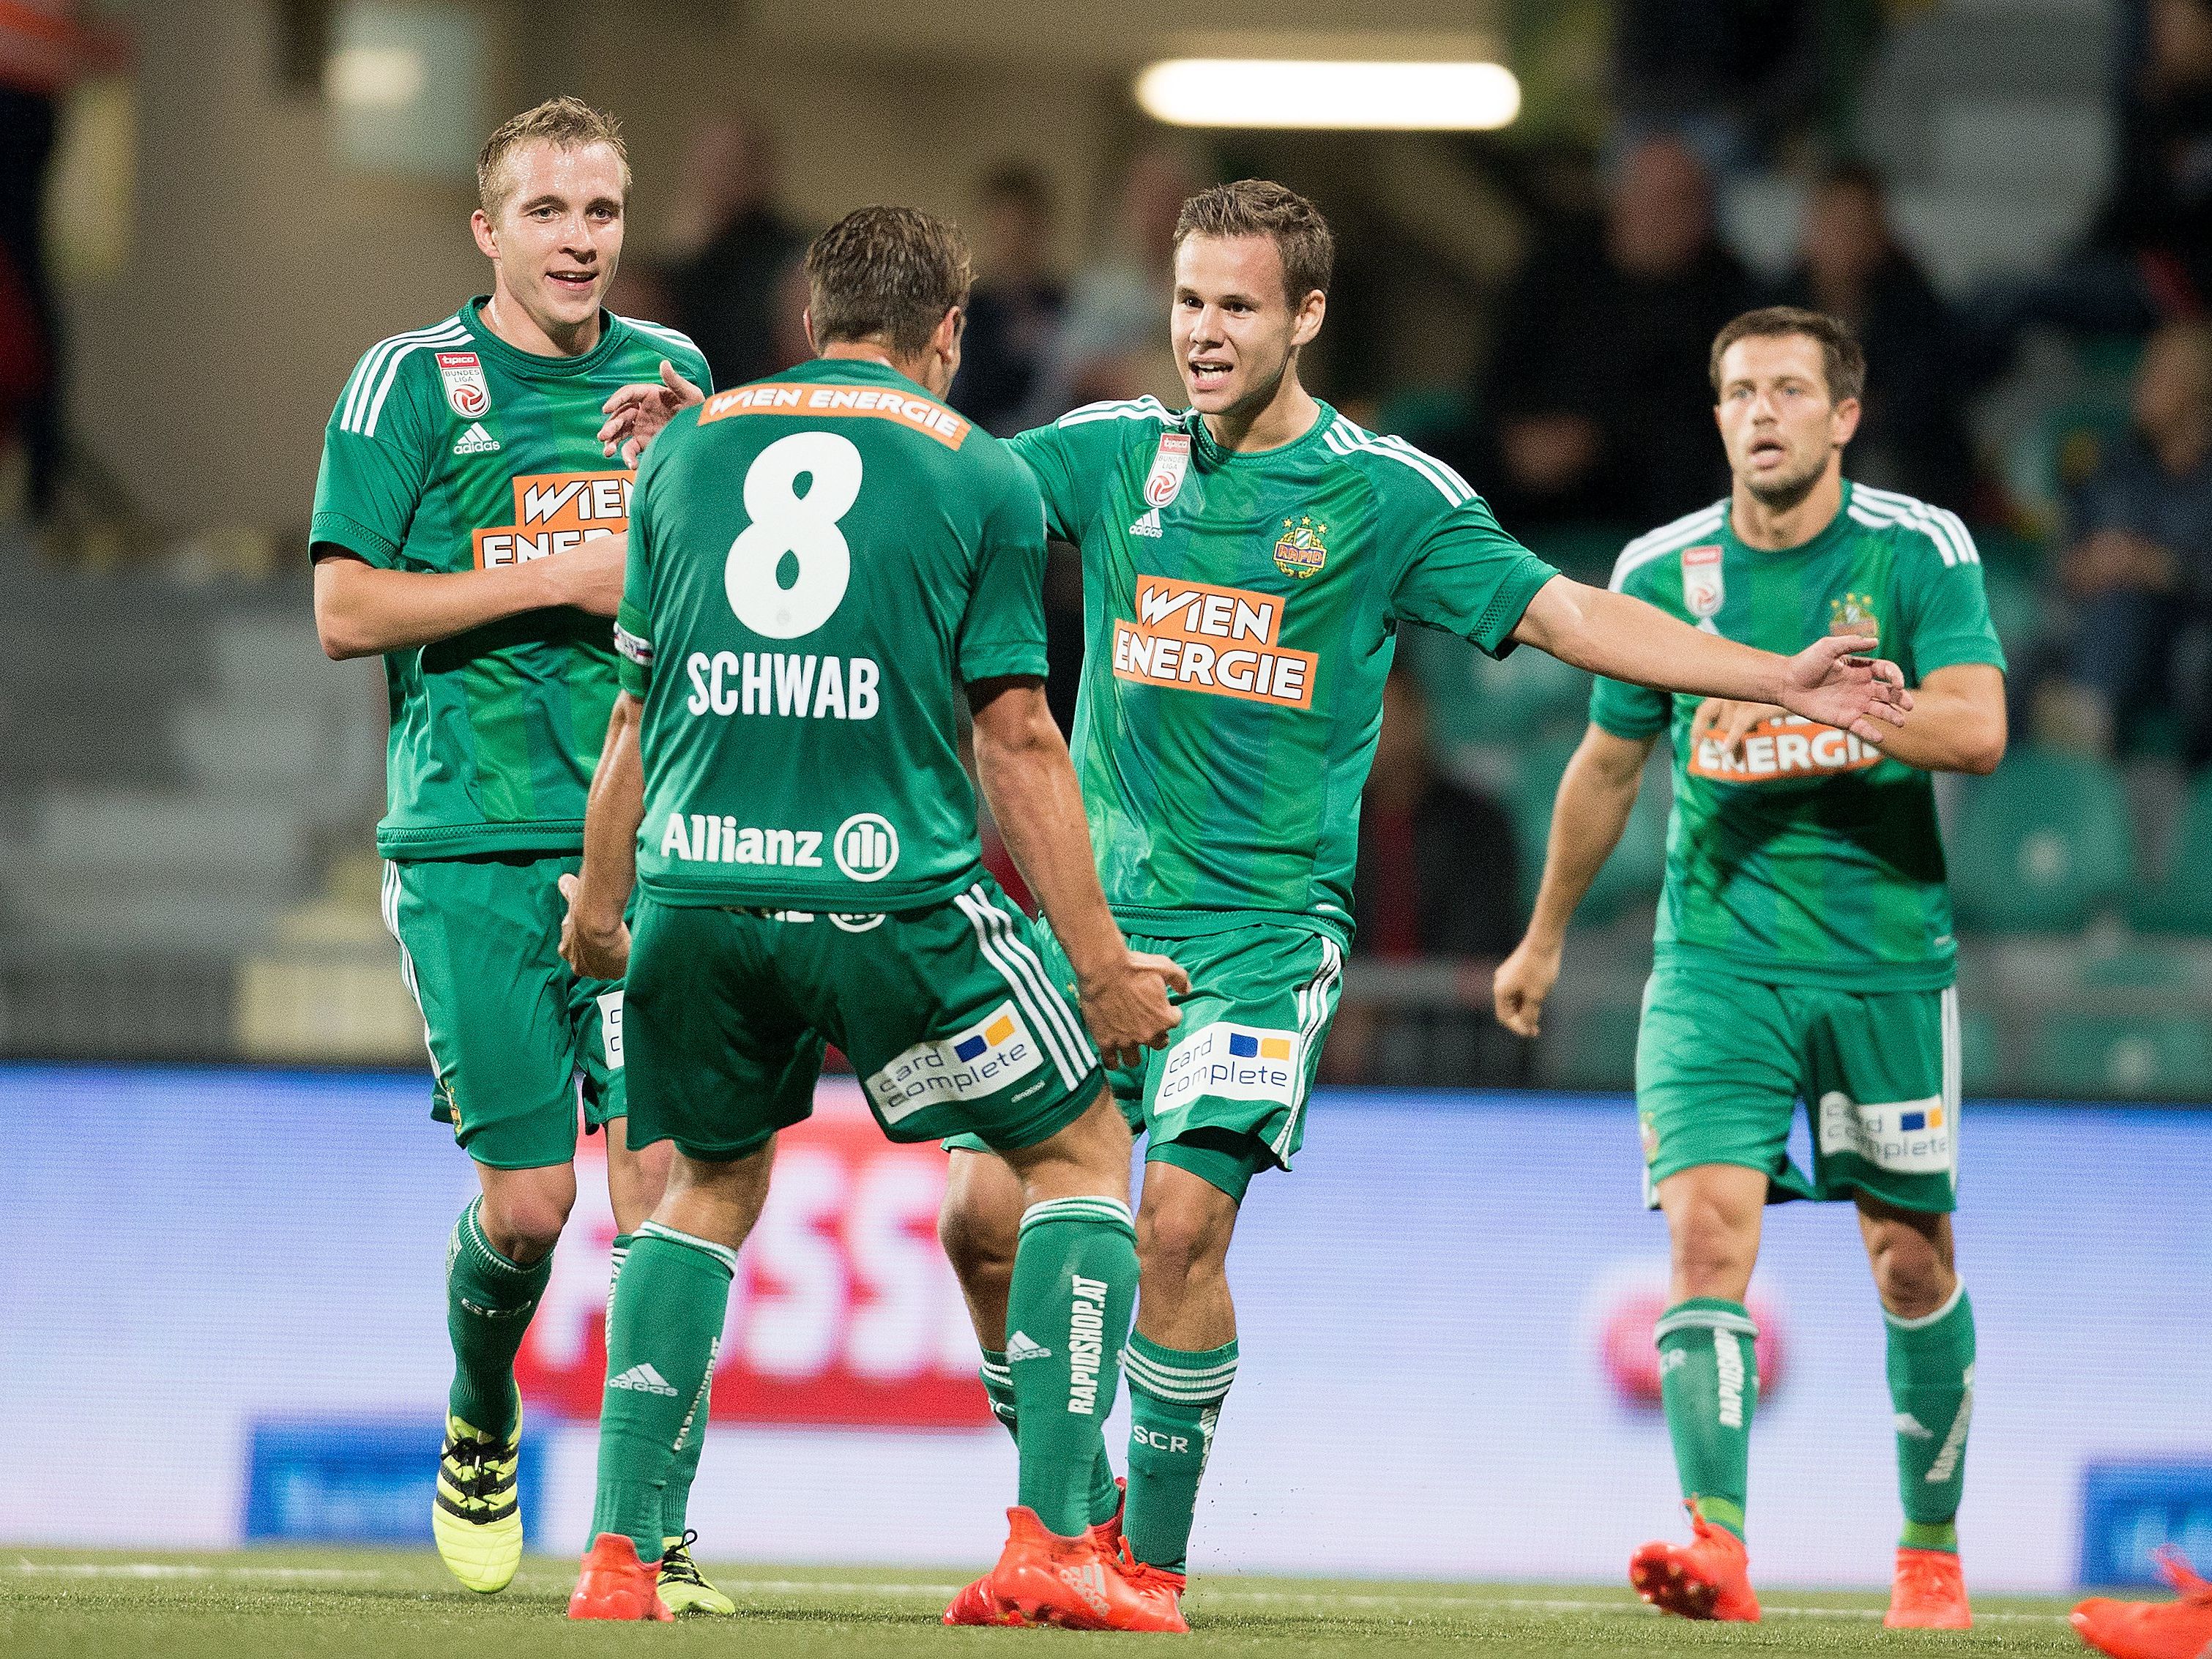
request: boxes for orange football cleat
[1629,1505,1761,1622]
[1111,1542,1191,1635]
[1885,1546,1972,1628]
[981,1505,1188,1632]
[567,1532,673,1622]
[942,1480,1128,1627]
[2071,1546,2212,1659]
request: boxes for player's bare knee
[477,1178,575,1261]
[938,1198,1016,1293]
[1866,1229,1954,1319]
[1136,1197,1232,1287]
[1667,1211,1757,1300]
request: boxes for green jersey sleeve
[956,452,1051,683]
[1387,488,1559,659]
[308,353,436,567]
[615,430,667,697]
[1588,548,1675,740]
[1898,526,2009,678]
[1006,397,1179,542]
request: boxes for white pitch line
[9,1562,381,1582]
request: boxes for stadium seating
[2129,770,2212,935]
[1506,739,1669,926]
[1949,747,2132,931]
[2023,1009,2212,1097]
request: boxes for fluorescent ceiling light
[1136,59,1520,131]
[327,45,425,110]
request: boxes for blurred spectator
[1768,164,1975,510]
[1611,0,1822,175]
[1327,671,1521,1085]
[1965,0,2212,376]
[0,1,129,521]
[2030,321,2212,758]
[949,163,1065,436]
[658,110,805,388]
[1467,136,1754,531]
[1020,144,1199,425]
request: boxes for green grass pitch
[0,1550,2094,1657]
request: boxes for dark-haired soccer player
[308,97,729,1609]
[1496,307,2008,1628]
[600,185,1911,1625]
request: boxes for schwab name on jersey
[1153,1021,1302,1114]
[685,650,881,720]
[864,1001,1043,1125]
[1688,712,1884,783]
[472,471,633,569]
[1111,575,1317,709]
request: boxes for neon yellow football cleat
[657,1530,737,1614]
[432,1406,524,1593]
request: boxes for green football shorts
[1635,962,1962,1213]
[622,872,1105,1160]
[381,853,625,1170]
[947,920,1345,1204]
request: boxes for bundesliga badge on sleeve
[436,351,493,420]
[1682,543,1725,618]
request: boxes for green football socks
[1887,1283,1975,1552]
[446,1196,552,1437]
[591,1221,735,1561]
[1122,1332,1237,1573]
[978,1349,1122,1528]
[1005,1197,1139,1538]
[608,1231,708,1543]
[1656,1298,1759,1540]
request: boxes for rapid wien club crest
[1274,515,1328,579]
[1830,591,1880,644]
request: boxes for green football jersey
[617,358,1050,910]
[1589,482,2008,991]
[309,299,710,860]
[1008,397,1557,947]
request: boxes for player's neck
[1729,462,1844,551]
[817,340,947,398]
[1202,373,1321,455]
[480,286,602,359]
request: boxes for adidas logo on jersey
[1005,1330,1053,1362]
[608,1362,679,1396]
[452,421,500,455]
[1129,506,1163,537]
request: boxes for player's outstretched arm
[1850,662,2006,775]
[599,362,706,466]
[1512,575,1913,742]
[558,692,645,980]
[967,676,1188,1069]
[1493,726,1656,1038]
[312,534,628,660]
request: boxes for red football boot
[567,1532,672,1622]
[942,1477,1125,1627]
[1110,1540,1191,1635]
[981,1506,1188,1632]
[1629,1505,1761,1622]
[1886,1546,1972,1629]
[2072,1546,2212,1659]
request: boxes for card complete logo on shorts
[1111,576,1318,708]
[1817,1091,1953,1176]
[472,471,632,569]
[865,1001,1043,1125]
[1152,1021,1302,1114]
[1688,711,1885,784]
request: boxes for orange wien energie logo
[1111,575,1317,708]
[699,382,970,450]
[472,471,632,569]
[1688,712,1883,783]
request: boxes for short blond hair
[475,97,630,220]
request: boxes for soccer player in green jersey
[556,205,1188,1629]
[599,185,1910,1619]
[308,98,731,1608]
[1494,307,2008,1628]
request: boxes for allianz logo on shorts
[1153,1021,1301,1114]
[1816,1092,1952,1175]
[865,1001,1042,1124]
[658,810,899,881]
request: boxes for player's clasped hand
[1690,696,1787,761]
[599,359,707,466]
[1078,950,1191,1071]
[1776,633,1913,743]
[556,873,630,980]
